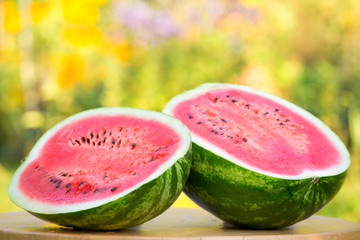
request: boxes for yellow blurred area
[172,193,198,208]
[31,1,51,24]
[241,0,260,7]
[234,65,280,96]
[21,111,45,129]
[62,25,103,46]
[2,0,21,33]
[0,47,20,65]
[112,43,131,62]
[0,166,20,212]
[57,54,86,88]
[60,0,103,25]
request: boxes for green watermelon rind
[184,143,347,229]
[8,107,193,230]
[163,83,350,180]
[31,148,191,230]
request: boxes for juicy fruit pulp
[20,115,180,205]
[9,107,192,230]
[163,83,350,229]
[171,87,342,178]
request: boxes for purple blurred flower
[112,0,259,46]
[183,0,260,30]
[113,1,183,45]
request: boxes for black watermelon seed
[265,112,269,115]
[66,189,71,193]
[275,108,280,112]
[245,104,250,108]
[83,191,87,194]
[112,139,116,144]
[286,119,290,122]
[78,182,84,186]
[188,115,193,119]
[90,132,94,138]
[65,183,71,188]
[243,138,247,143]
[53,180,58,183]
[86,138,90,144]
[232,99,237,103]
[98,141,101,146]
[211,130,215,133]
[56,185,60,188]
[221,118,226,122]
[81,137,86,142]
[131,143,136,148]
[280,123,284,126]
[226,95,230,98]
[276,119,280,121]
[49,178,54,183]
[96,133,99,138]
[103,175,108,179]
[155,147,162,152]
[75,140,80,145]
[197,122,202,124]
[119,127,123,132]
[133,172,137,175]
[94,188,99,192]
[214,131,218,134]
[111,187,117,192]
[214,97,218,102]
[104,130,107,135]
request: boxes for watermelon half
[8,107,192,230]
[163,83,350,229]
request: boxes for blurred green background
[1,0,359,223]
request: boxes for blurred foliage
[0,0,359,222]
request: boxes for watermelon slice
[8,107,192,230]
[163,83,350,229]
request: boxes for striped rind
[184,143,346,229]
[163,83,350,229]
[163,83,350,179]
[8,107,192,230]
[32,149,191,230]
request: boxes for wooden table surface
[0,208,359,240]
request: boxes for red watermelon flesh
[19,115,181,205]
[172,88,341,177]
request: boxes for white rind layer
[163,83,350,180]
[8,107,192,214]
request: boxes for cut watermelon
[163,83,350,229]
[8,107,192,230]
